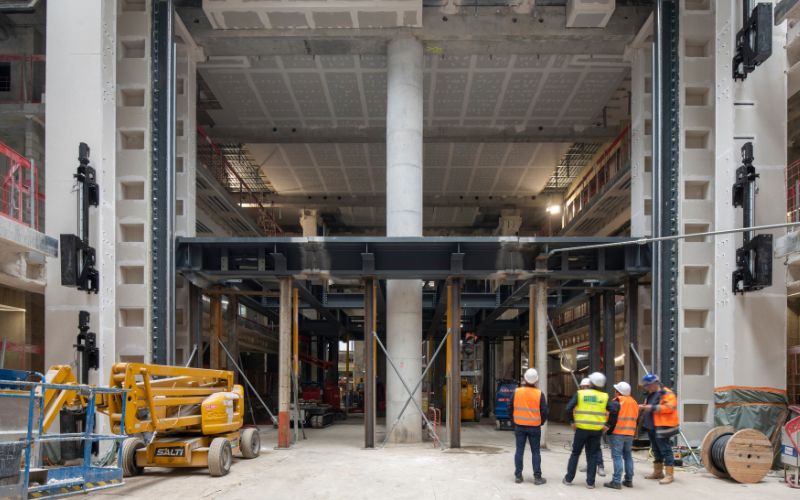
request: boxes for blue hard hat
[642,373,660,385]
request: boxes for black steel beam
[176,236,650,283]
[294,282,345,337]
[624,276,639,384]
[475,279,532,335]
[426,281,447,339]
[448,279,462,448]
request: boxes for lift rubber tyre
[208,438,233,477]
[239,428,260,459]
[121,437,145,477]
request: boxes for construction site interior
[4,0,800,499]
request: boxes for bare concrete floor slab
[99,418,796,499]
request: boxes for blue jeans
[514,425,542,477]
[608,434,634,483]
[647,428,675,466]
[565,428,602,486]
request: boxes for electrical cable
[710,432,733,474]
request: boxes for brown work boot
[659,466,674,485]
[645,463,664,480]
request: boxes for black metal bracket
[60,143,99,294]
[733,2,773,81]
[75,310,98,384]
[732,142,772,294]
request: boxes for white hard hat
[613,381,632,396]
[580,377,591,388]
[588,371,607,389]
[524,368,539,385]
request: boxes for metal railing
[196,127,282,236]
[0,139,42,231]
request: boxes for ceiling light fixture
[546,204,561,215]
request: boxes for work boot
[645,463,664,480]
[598,465,606,477]
[562,477,573,486]
[622,479,633,488]
[659,466,674,485]
[586,483,596,489]
[604,481,622,490]
[515,475,523,484]
[534,476,547,485]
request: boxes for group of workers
[510,368,679,489]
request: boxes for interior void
[171,0,654,440]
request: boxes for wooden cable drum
[700,426,772,484]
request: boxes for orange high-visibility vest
[653,387,679,438]
[612,395,639,436]
[513,386,542,427]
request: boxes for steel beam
[294,282,345,336]
[235,193,547,210]
[364,278,375,448]
[476,279,532,335]
[189,284,202,368]
[603,290,616,396]
[210,294,222,369]
[447,278,462,448]
[513,333,521,382]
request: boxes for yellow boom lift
[36,362,260,477]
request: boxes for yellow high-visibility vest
[574,389,609,431]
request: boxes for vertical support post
[528,284,535,371]
[292,287,300,443]
[364,278,375,448]
[534,257,548,448]
[481,335,491,417]
[278,277,292,449]
[588,294,601,373]
[209,294,222,370]
[448,278,462,448]
[624,277,639,384]
[446,285,452,375]
[513,333,521,381]
[228,295,238,374]
[189,284,202,368]
[603,290,616,396]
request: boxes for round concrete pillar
[385,37,423,443]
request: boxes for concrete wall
[44,0,117,384]
[115,0,153,363]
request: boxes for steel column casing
[278,277,292,448]
[448,278,462,448]
[658,0,680,388]
[651,0,663,376]
[385,37,424,444]
[151,0,176,365]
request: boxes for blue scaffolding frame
[0,372,127,499]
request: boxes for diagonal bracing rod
[373,331,442,447]
[629,342,701,466]
[546,317,581,387]
[381,329,451,447]
[218,338,278,425]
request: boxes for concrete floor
[100,418,797,500]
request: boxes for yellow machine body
[201,386,245,435]
[442,378,481,422]
[135,431,242,468]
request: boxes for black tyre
[239,428,260,459]
[208,438,232,477]
[121,437,145,477]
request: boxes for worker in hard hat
[510,368,549,485]
[577,377,606,478]
[639,373,680,485]
[604,381,639,490]
[563,371,614,489]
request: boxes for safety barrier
[0,374,126,499]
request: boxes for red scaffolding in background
[0,139,41,231]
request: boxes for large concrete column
[45,0,117,386]
[385,37,423,443]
